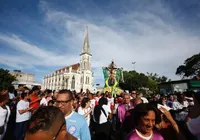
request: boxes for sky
[0,0,200,86]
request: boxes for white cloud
[42,2,200,81]
[0,0,200,85]
[0,34,79,68]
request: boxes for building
[159,79,200,94]
[43,26,94,92]
[10,70,41,89]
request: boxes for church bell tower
[80,26,92,92]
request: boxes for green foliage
[119,71,169,94]
[176,53,200,78]
[0,68,16,91]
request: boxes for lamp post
[132,62,136,71]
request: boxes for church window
[81,76,83,84]
[84,62,86,70]
[71,76,75,89]
[85,76,89,84]
[85,76,87,84]
[66,79,68,89]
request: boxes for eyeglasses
[55,99,72,106]
[53,121,65,140]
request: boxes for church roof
[56,63,80,72]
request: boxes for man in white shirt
[40,93,48,106]
[172,94,188,122]
[15,92,32,140]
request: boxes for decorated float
[102,60,124,97]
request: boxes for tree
[146,72,168,84]
[0,68,16,91]
[119,70,148,91]
[176,53,200,78]
[119,71,169,95]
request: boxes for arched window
[88,77,89,84]
[84,62,86,70]
[65,79,68,89]
[85,76,87,84]
[71,76,75,89]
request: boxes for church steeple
[79,26,93,92]
[81,26,91,56]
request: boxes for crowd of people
[0,84,200,140]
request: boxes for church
[43,26,94,92]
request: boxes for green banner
[102,67,122,97]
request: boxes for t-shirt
[99,105,111,124]
[16,100,31,123]
[65,111,91,140]
[0,105,10,140]
[141,97,148,103]
[166,101,173,108]
[40,98,47,106]
[8,92,15,100]
[126,130,164,140]
[78,107,90,126]
[187,116,200,140]
[0,105,10,126]
[172,101,188,121]
[30,95,39,111]
[90,99,96,107]
[46,96,52,103]
[113,104,119,114]
[107,97,114,107]
[95,97,101,103]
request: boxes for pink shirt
[117,103,134,124]
[126,130,164,140]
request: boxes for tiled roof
[56,63,80,72]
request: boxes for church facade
[43,27,94,92]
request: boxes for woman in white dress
[0,93,11,140]
[78,97,94,126]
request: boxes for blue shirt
[65,111,91,140]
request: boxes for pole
[132,62,136,71]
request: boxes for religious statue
[102,60,124,97]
